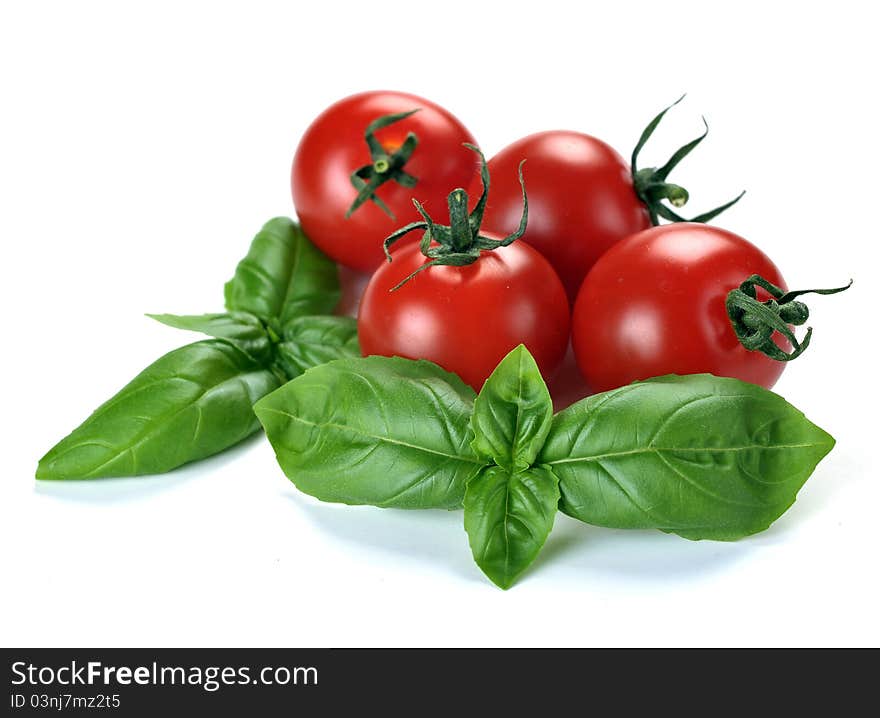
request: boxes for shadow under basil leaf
[34,432,265,504]
[286,495,485,584]
[531,513,754,581]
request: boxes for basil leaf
[147,311,272,363]
[224,217,339,322]
[540,374,836,540]
[464,465,560,589]
[470,344,554,471]
[255,356,483,509]
[275,316,360,380]
[36,340,281,480]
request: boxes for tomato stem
[726,275,852,361]
[381,144,528,290]
[632,96,745,226]
[345,110,421,219]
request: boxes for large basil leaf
[147,311,272,363]
[36,340,281,480]
[464,465,560,589]
[470,345,554,471]
[255,356,483,509]
[275,316,360,380]
[224,217,339,323]
[540,374,835,540]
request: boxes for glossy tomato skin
[471,131,651,301]
[358,237,570,391]
[572,223,788,393]
[292,91,477,273]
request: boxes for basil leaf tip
[38,216,355,481]
[36,340,281,480]
[469,344,554,471]
[464,464,560,589]
[540,373,836,540]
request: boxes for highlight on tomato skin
[571,223,790,393]
[357,237,571,393]
[291,90,478,274]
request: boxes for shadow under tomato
[547,342,592,411]
[286,493,484,584]
[336,266,371,318]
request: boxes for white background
[1,0,877,647]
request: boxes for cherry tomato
[572,223,788,392]
[471,131,651,300]
[292,91,477,273]
[473,100,745,302]
[358,237,570,391]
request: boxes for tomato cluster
[291,91,848,398]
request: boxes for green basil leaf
[464,465,560,589]
[36,340,281,480]
[470,344,553,471]
[255,356,483,509]
[224,217,339,322]
[147,311,272,363]
[275,316,360,380]
[540,374,836,540]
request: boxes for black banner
[1,648,874,714]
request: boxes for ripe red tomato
[471,131,651,300]
[358,237,570,391]
[572,223,788,392]
[473,99,745,302]
[292,91,477,273]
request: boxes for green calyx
[382,143,528,290]
[346,110,420,219]
[727,275,852,361]
[632,95,745,226]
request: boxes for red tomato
[572,223,788,392]
[358,237,571,391]
[471,131,651,300]
[292,91,477,273]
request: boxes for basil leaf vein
[469,344,554,471]
[464,464,560,589]
[540,374,835,540]
[275,315,360,380]
[255,356,483,509]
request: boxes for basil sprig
[37,218,358,480]
[257,345,835,589]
